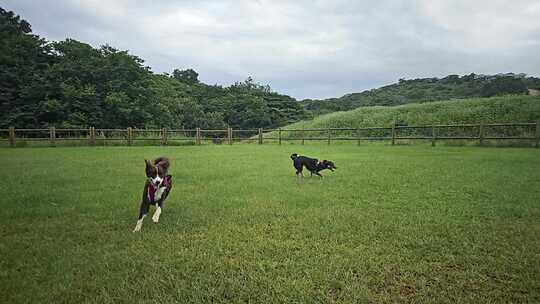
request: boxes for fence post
[228,127,232,145]
[9,127,15,147]
[302,125,305,145]
[196,128,201,145]
[357,128,360,146]
[89,127,96,146]
[162,128,167,146]
[479,123,484,146]
[327,128,331,145]
[127,127,132,146]
[534,120,540,148]
[49,127,56,147]
[278,128,282,145]
[391,123,396,146]
[431,124,436,147]
[258,128,262,144]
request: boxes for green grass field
[1,145,539,303]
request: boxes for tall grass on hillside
[270,95,540,142]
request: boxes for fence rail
[1,122,539,148]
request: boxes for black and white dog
[290,153,337,178]
[133,157,173,232]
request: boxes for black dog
[290,153,337,178]
[133,157,173,232]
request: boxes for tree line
[0,8,306,129]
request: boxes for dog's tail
[290,153,299,160]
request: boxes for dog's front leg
[152,187,168,223]
[133,201,150,232]
[152,202,162,223]
[133,214,146,232]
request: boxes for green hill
[272,95,540,139]
[301,75,540,116]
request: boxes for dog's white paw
[152,207,161,223]
[133,215,146,232]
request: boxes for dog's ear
[145,159,155,177]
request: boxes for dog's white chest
[154,186,166,201]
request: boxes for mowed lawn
[0,144,539,303]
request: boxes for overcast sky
[3,0,540,99]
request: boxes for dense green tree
[0,8,54,127]
[229,76,271,94]
[480,76,528,97]
[48,40,155,128]
[172,68,199,85]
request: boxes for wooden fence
[1,122,539,148]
